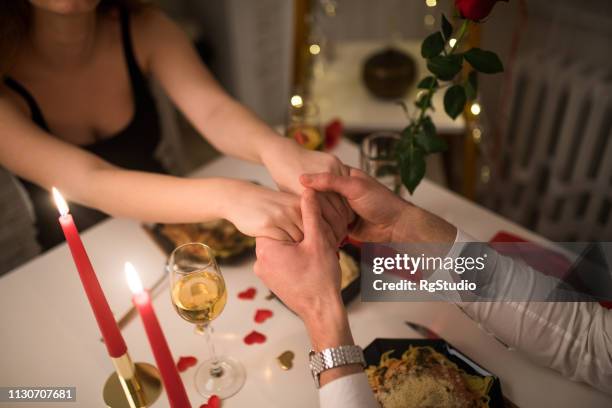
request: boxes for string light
[309,44,321,55]
[426,0,437,7]
[480,166,491,183]
[449,38,457,48]
[470,102,481,116]
[424,14,435,27]
[290,95,304,108]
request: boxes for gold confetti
[277,351,295,370]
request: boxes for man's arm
[303,170,612,395]
[254,190,379,407]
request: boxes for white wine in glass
[172,270,227,324]
[168,243,245,399]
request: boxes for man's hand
[254,189,343,322]
[301,168,456,243]
[254,189,361,386]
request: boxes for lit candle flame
[52,187,69,216]
[125,262,144,294]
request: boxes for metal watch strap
[308,345,366,388]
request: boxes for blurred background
[2,0,612,273]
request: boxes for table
[1,141,610,407]
[310,40,466,134]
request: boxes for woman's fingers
[283,220,304,242]
[318,193,348,243]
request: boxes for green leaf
[414,91,432,110]
[464,48,503,74]
[441,14,453,41]
[427,54,463,81]
[421,116,437,139]
[398,138,426,194]
[464,71,478,100]
[415,131,448,153]
[421,32,445,58]
[444,85,466,119]
[417,76,439,90]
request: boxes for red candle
[125,262,191,408]
[52,188,127,358]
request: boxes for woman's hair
[0,0,144,75]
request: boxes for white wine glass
[168,243,245,399]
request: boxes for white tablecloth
[1,141,610,407]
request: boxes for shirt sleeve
[318,372,380,408]
[454,230,612,395]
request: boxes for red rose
[455,0,507,21]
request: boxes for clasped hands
[254,167,456,324]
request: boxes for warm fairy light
[472,127,482,143]
[290,94,304,108]
[52,187,69,216]
[125,262,144,295]
[426,0,437,7]
[424,14,435,27]
[470,102,482,116]
[449,38,457,48]
[480,165,491,183]
[309,44,321,55]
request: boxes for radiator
[482,52,612,241]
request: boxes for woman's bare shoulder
[129,6,191,69]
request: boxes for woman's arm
[132,9,350,195]
[0,92,303,241]
[131,8,279,164]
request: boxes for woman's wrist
[260,135,298,167]
[207,178,246,221]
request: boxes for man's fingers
[300,172,359,200]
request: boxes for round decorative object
[362,47,416,99]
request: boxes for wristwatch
[308,345,366,388]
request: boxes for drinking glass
[360,132,401,193]
[168,243,245,399]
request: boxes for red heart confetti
[199,394,221,408]
[324,118,343,150]
[176,356,198,373]
[254,309,273,324]
[244,330,267,345]
[237,287,257,300]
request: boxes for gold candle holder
[103,352,162,408]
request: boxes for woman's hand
[262,139,353,243]
[219,179,303,242]
[262,138,347,193]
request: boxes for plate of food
[364,338,504,408]
[144,219,255,264]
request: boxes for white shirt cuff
[319,372,379,408]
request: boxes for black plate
[364,338,504,408]
[143,223,255,265]
[340,244,361,304]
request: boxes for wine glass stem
[196,324,223,378]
